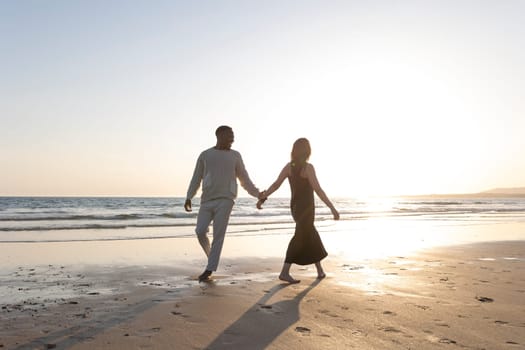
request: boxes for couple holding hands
[184,125,340,283]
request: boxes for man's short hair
[215,125,232,136]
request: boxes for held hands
[184,199,192,212]
[256,190,268,210]
[256,197,267,210]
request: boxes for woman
[257,138,340,283]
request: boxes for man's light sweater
[186,147,259,203]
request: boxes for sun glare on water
[321,197,453,261]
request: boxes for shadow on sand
[205,278,321,349]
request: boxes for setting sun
[1,1,524,197]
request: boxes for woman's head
[291,138,311,167]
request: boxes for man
[185,125,264,282]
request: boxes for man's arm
[235,153,261,198]
[185,153,204,212]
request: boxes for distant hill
[403,187,525,199]
[480,187,525,195]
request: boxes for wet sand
[1,236,524,349]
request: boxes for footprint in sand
[383,310,396,316]
[427,335,457,344]
[414,304,430,310]
[258,304,282,315]
[295,326,311,334]
[436,322,450,328]
[439,338,457,344]
[351,329,365,337]
[341,264,364,271]
[318,309,339,318]
[379,326,401,333]
[135,327,162,338]
[506,341,520,346]
[476,296,494,303]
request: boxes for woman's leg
[279,262,300,284]
[315,261,326,279]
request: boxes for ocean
[1,196,525,244]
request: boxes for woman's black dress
[285,173,328,265]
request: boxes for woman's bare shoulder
[302,163,316,178]
[280,162,291,170]
[277,162,291,177]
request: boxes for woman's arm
[256,163,290,209]
[305,164,340,220]
[264,163,290,197]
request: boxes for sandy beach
[3,0,525,348]
[1,233,524,350]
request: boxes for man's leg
[195,202,213,257]
[206,199,234,272]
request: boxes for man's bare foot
[279,274,300,284]
[198,270,212,282]
[317,273,326,279]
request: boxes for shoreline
[1,238,524,349]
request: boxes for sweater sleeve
[186,152,204,200]
[235,152,260,198]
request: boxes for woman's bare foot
[279,274,300,284]
[317,272,326,279]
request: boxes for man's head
[215,125,234,150]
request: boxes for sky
[1,0,524,197]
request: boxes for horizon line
[2,190,525,199]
